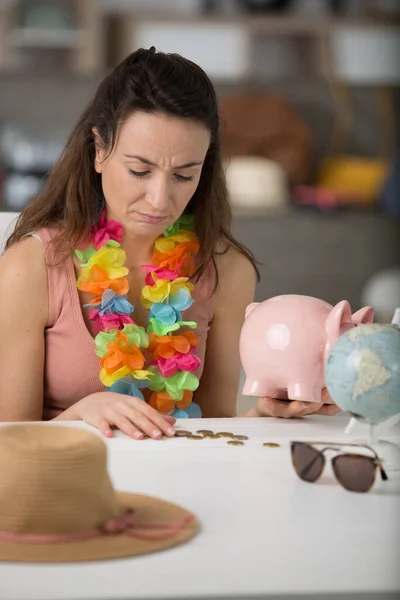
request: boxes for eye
[129,169,149,178]
[174,174,194,183]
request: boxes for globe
[325,323,400,424]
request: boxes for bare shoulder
[213,243,257,312]
[214,242,257,297]
[0,237,48,323]
[0,236,46,283]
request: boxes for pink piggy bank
[240,295,374,402]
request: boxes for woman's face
[94,111,210,239]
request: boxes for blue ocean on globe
[325,323,400,423]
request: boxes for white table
[1,416,400,600]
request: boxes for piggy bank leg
[287,383,322,403]
[242,377,278,398]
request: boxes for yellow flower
[100,367,153,387]
[133,369,153,380]
[100,365,132,387]
[141,276,194,308]
[81,247,129,282]
[154,231,196,253]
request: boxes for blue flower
[171,402,202,419]
[99,289,134,316]
[109,376,147,400]
[149,289,193,325]
[150,303,179,326]
[185,402,202,418]
[170,409,189,419]
[171,288,193,312]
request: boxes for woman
[0,48,339,438]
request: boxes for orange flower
[79,264,128,304]
[148,331,199,359]
[152,240,199,274]
[179,256,196,277]
[175,390,193,410]
[149,390,193,413]
[101,330,145,374]
[149,391,175,414]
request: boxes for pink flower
[92,209,123,250]
[156,352,201,378]
[142,264,180,285]
[89,310,134,334]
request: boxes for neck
[122,232,157,270]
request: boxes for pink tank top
[35,228,215,420]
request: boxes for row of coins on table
[175,429,280,448]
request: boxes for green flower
[95,329,117,357]
[122,324,149,348]
[148,369,199,401]
[147,319,197,336]
[74,246,96,264]
[163,214,195,238]
[95,324,148,357]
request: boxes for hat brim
[0,493,199,563]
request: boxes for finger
[106,411,145,439]
[317,403,341,416]
[108,400,162,439]
[294,401,324,418]
[321,388,335,404]
[257,397,293,418]
[134,401,176,437]
[165,415,176,424]
[281,401,313,418]
[116,403,165,439]
[91,416,114,438]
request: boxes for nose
[145,174,170,212]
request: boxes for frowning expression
[94,111,210,238]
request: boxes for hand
[254,388,340,419]
[64,392,177,440]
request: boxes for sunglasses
[290,441,388,493]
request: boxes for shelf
[11,27,83,49]
[118,14,399,34]
[0,0,102,74]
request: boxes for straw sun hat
[0,424,198,563]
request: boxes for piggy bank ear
[352,306,374,324]
[325,300,353,343]
[245,302,259,319]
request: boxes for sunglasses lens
[333,454,376,492]
[291,443,324,482]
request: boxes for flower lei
[75,209,202,418]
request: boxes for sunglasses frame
[290,441,388,492]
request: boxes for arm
[0,238,178,438]
[195,247,256,417]
[0,238,48,421]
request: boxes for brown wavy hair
[6,47,259,284]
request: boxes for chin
[123,218,169,239]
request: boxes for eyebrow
[123,154,203,169]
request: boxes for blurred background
[0,0,400,325]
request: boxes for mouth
[135,212,168,224]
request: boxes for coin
[263,442,280,448]
[217,432,234,438]
[227,440,244,446]
[196,429,214,435]
[175,430,191,437]
[233,435,248,440]
[203,434,219,439]
[187,435,203,440]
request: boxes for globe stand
[345,414,400,473]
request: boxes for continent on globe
[325,323,400,423]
